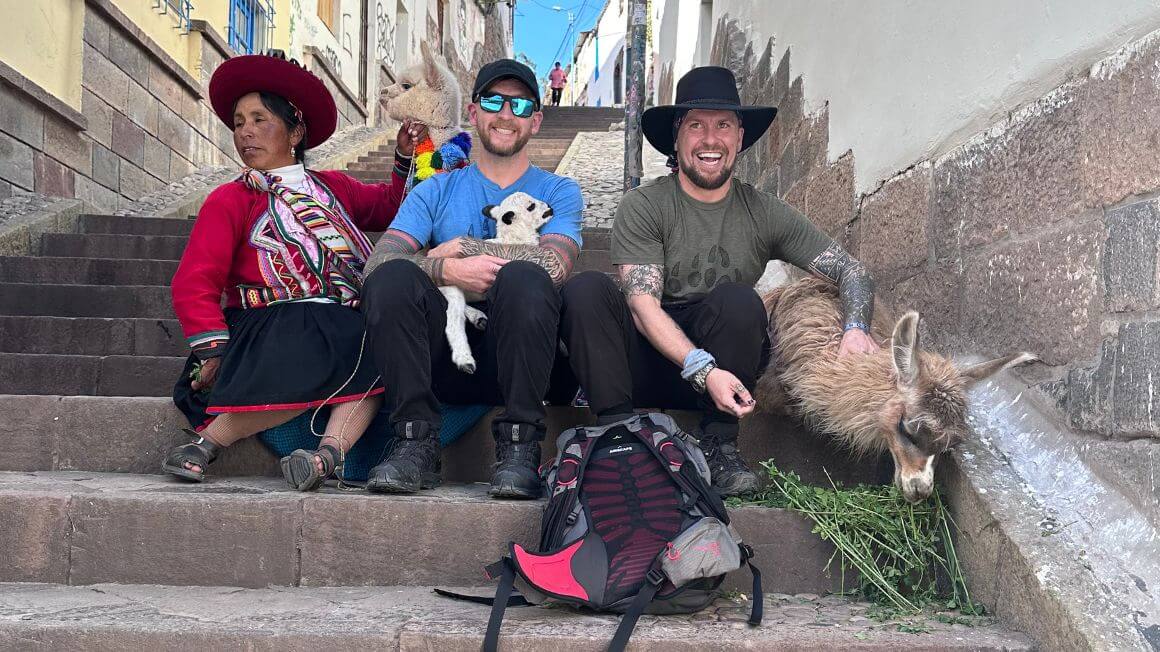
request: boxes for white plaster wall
[688,0,1160,193]
[289,0,365,93]
[574,0,629,107]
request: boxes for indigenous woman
[163,52,425,491]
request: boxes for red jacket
[171,168,404,357]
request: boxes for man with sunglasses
[360,59,584,500]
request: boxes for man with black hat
[360,59,584,499]
[559,66,878,496]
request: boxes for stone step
[78,213,194,236]
[0,582,1034,651]
[0,256,178,285]
[0,353,182,396]
[41,233,188,260]
[0,283,172,318]
[0,471,842,595]
[0,395,893,491]
[0,316,183,356]
[34,234,609,265]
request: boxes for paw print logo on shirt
[667,245,734,296]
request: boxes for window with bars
[152,0,194,33]
[229,0,277,55]
[318,0,340,35]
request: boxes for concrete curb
[553,131,588,176]
[0,198,85,257]
[943,380,1157,651]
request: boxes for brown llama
[755,277,1036,502]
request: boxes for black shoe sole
[488,478,543,500]
[366,472,441,494]
[713,474,760,498]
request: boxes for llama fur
[442,191,553,373]
[756,276,1036,502]
[380,41,462,145]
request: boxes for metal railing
[152,0,194,34]
[228,0,277,55]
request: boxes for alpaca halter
[405,131,473,194]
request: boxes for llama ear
[960,352,1038,386]
[891,311,921,388]
[421,43,445,87]
[481,204,497,219]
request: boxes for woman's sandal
[280,444,341,491]
[162,429,223,482]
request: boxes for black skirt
[173,301,383,430]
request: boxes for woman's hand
[396,119,429,157]
[191,357,222,392]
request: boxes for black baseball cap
[472,59,541,108]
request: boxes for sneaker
[367,422,441,493]
[490,440,543,499]
[700,431,759,497]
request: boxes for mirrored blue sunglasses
[478,93,538,118]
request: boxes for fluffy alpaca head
[884,311,1037,503]
[481,192,553,244]
[382,41,462,144]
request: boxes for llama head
[482,192,553,243]
[886,311,1036,503]
[381,41,463,144]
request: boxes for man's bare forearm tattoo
[460,234,579,286]
[807,242,875,331]
[365,230,445,284]
[618,264,664,300]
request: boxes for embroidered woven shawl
[239,168,374,308]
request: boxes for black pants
[551,88,563,106]
[362,259,565,442]
[559,271,768,433]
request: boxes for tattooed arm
[618,264,697,367]
[806,241,876,332]
[458,233,580,287]
[364,229,447,283]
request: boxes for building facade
[0,0,511,210]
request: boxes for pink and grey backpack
[440,413,763,651]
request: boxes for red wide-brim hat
[209,54,338,149]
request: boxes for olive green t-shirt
[611,175,834,301]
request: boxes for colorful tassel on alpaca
[405,132,473,193]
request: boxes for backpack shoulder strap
[608,567,666,652]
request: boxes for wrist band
[681,348,716,380]
[844,321,869,332]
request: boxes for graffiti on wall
[324,45,342,74]
[377,1,396,67]
[342,11,355,56]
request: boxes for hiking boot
[490,423,543,499]
[367,421,441,493]
[700,426,759,497]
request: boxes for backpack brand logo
[608,445,633,455]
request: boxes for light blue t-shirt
[390,164,585,247]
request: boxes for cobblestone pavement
[559,132,670,230]
[0,192,71,225]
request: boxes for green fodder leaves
[736,461,984,616]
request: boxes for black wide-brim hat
[641,66,776,158]
[209,53,338,149]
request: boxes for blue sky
[514,0,603,84]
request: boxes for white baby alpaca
[442,191,554,373]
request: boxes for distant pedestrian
[549,61,567,106]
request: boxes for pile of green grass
[729,461,982,616]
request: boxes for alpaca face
[382,41,461,137]
[886,311,1037,503]
[481,191,553,244]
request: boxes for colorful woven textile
[406,132,472,192]
[239,168,374,308]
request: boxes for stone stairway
[0,109,1035,649]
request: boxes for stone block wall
[709,16,1160,441]
[0,3,240,212]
